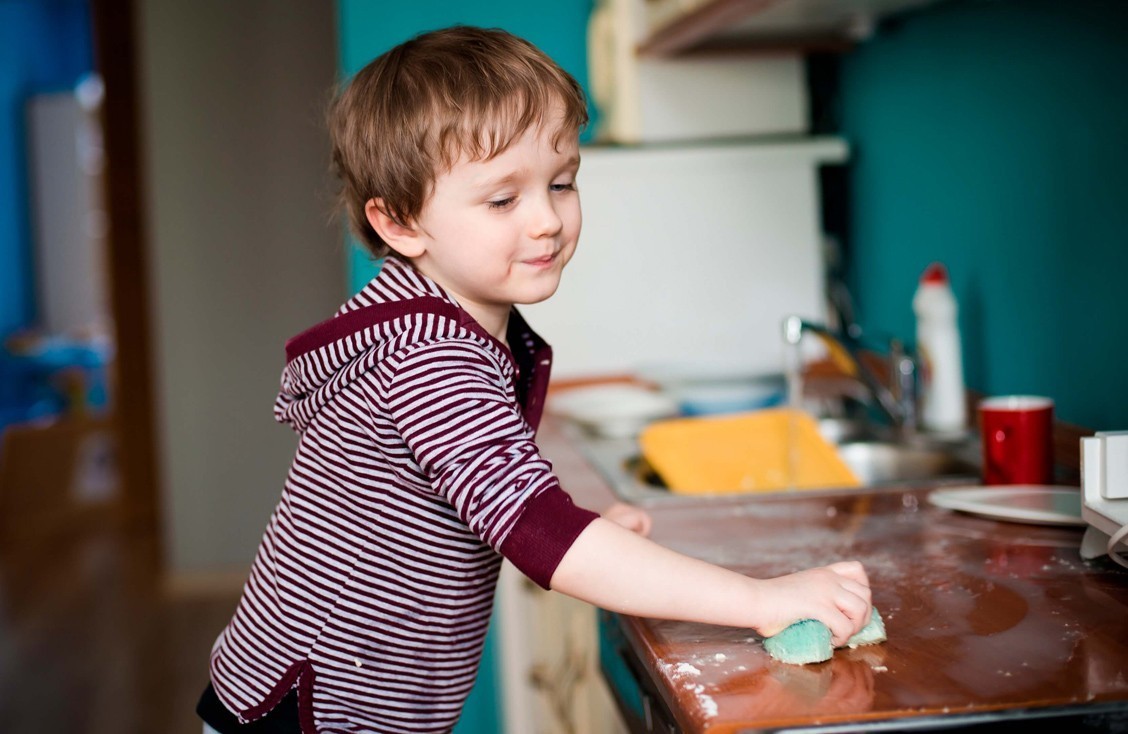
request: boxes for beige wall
[137,2,342,572]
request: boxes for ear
[365,198,426,259]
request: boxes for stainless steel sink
[815,416,887,444]
[569,419,982,506]
[835,440,979,485]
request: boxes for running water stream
[784,340,804,490]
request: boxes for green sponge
[844,607,886,648]
[763,618,834,664]
[763,608,886,665]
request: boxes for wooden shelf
[581,134,850,165]
[638,0,945,57]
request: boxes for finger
[826,560,868,584]
[600,502,624,518]
[825,612,856,647]
[607,511,644,535]
[826,560,869,587]
[827,599,871,646]
[835,588,872,634]
[839,578,872,608]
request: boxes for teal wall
[338,0,596,296]
[836,0,1128,429]
[335,5,595,730]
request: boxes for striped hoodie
[208,258,599,732]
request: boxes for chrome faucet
[783,315,918,433]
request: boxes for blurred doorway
[88,0,160,539]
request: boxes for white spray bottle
[913,262,967,434]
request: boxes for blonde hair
[329,26,588,258]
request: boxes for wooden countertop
[536,414,1128,733]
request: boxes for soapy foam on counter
[657,659,719,720]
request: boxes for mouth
[521,252,559,268]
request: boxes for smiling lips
[522,252,558,268]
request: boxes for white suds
[658,661,717,719]
[672,662,700,676]
[693,685,718,717]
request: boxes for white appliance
[26,78,111,337]
[522,137,847,379]
[1080,430,1128,568]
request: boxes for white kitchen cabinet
[497,562,628,734]
[523,138,847,380]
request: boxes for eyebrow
[476,170,524,190]
[475,155,581,190]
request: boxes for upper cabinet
[638,0,946,56]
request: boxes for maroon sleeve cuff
[499,487,599,590]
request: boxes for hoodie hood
[274,259,476,433]
[273,258,547,434]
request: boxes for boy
[198,26,872,733]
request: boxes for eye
[488,196,516,210]
[550,181,576,193]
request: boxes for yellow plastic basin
[638,408,860,494]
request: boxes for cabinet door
[497,562,628,734]
[522,141,840,379]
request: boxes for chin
[515,277,564,306]
[516,288,559,306]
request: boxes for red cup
[979,396,1054,485]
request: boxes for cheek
[565,202,582,239]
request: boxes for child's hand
[601,502,652,537]
[752,561,872,647]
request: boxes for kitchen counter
[535,414,1128,732]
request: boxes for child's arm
[549,517,871,647]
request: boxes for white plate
[637,364,785,416]
[927,485,1085,527]
[548,384,679,438]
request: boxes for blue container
[0,334,111,432]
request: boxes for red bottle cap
[920,262,949,285]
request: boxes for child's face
[408,110,581,336]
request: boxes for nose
[527,193,563,239]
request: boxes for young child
[197,25,872,734]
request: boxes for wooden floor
[0,525,240,733]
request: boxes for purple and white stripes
[208,259,597,732]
